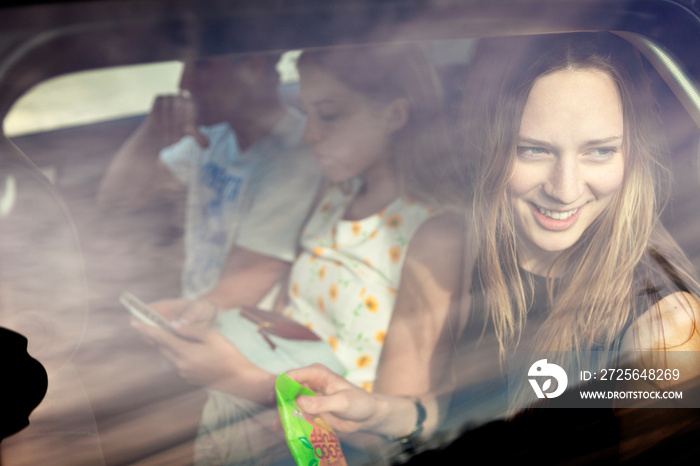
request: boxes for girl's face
[298,63,402,183]
[508,68,625,272]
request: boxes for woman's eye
[517,146,548,158]
[319,112,340,122]
[588,147,618,159]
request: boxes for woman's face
[298,63,398,183]
[508,68,625,271]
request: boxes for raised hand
[144,92,209,149]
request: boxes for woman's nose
[302,118,322,145]
[544,157,585,205]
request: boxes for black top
[402,250,699,465]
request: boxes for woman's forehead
[298,63,368,105]
[520,68,623,143]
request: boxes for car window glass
[1,5,699,461]
[4,62,182,137]
[4,51,302,138]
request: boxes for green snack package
[276,373,348,466]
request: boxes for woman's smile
[529,202,586,231]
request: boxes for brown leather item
[239,307,321,350]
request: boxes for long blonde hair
[462,33,699,362]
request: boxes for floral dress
[285,179,434,390]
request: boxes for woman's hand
[131,319,276,403]
[287,364,420,440]
[287,364,383,433]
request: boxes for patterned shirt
[285,179,433,389]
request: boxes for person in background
[98,53,321,316]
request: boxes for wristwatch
[385,396,426,456]
[398,396,426,443]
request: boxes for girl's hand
[131,318,248,390]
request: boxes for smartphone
[120,291,174,331]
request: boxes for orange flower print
[328,336,338,351]
[387,286,398,296]
[375,330,386,344]
[352,222,362,236]
[365,295,379,313]
[317,296,325,313]
[292,282,299,298]
[356,354,372,368]
[305,322,314,331]
[363,258,372,267]
[386,214,403,228]
[321,201,333,213]
[389,245,402,264]
[310,246,323,263]
[369,230,378,240]
[359,287,366,297]
[319,266,326,281]
[329,284,338,301]
[361,381,373,392]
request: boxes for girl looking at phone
[133,42,466,464]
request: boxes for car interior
[1,0,699,464]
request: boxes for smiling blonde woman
[464,33,700,364]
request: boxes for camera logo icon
[528,359,568,399]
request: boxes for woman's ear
[383,98,410,134]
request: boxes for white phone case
[120,291,173,330]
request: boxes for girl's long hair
[462,33,700,365]
[298,43,469,208]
